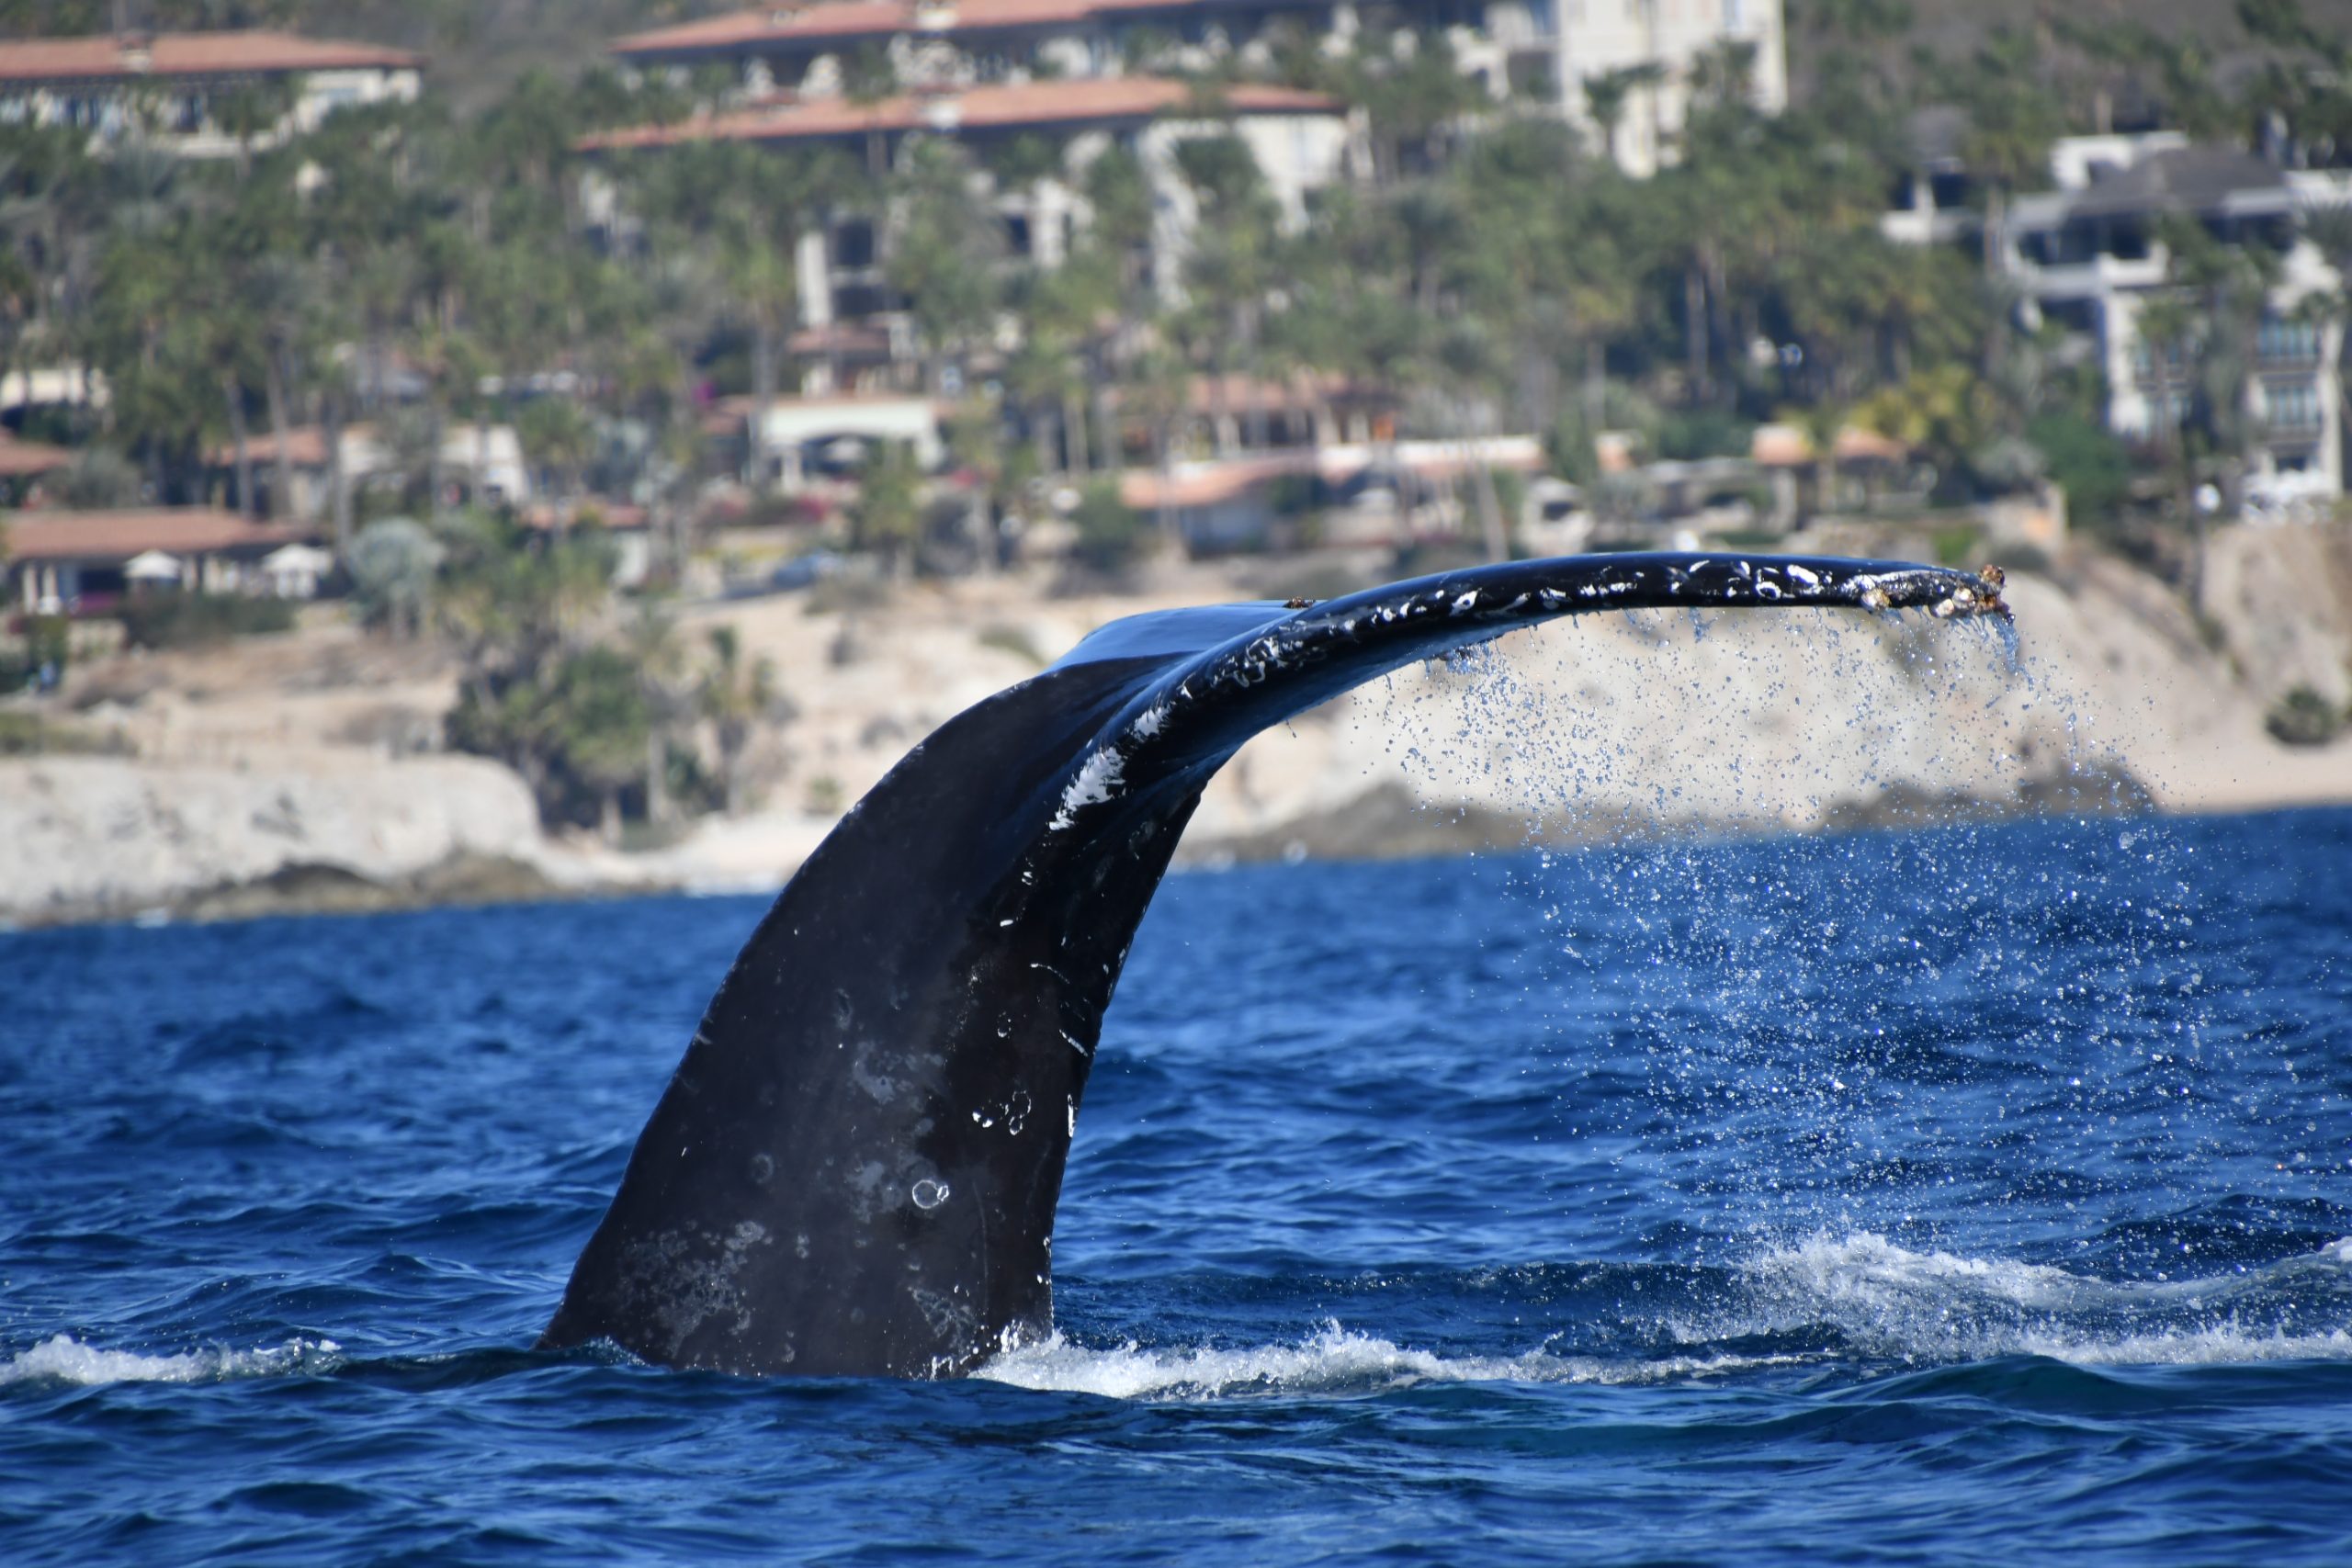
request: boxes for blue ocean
[4,808,2348,1564]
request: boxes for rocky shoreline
[5,529,2347,931]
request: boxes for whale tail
[543,552,2007,1377]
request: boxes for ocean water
[3,808,2349,1564]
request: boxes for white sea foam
[976,1323,1796,1400]
[0,1334,340,1390]
[1735,1230,2352,1368]
[983,1236,2352,1401]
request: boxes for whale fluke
[543,552,2007,1377]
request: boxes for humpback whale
[544,551,2007,1378]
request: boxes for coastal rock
[0,754,545,926]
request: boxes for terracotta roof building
[582,75,1353,405]
[606,0,1785,178]
[0,29,423,156]
[6,507,308,612]
[609,0,1297,66]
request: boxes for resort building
[1476,0,1788,176]
[202,423,533,522]
[1884,130,2349,508]
[579,78,1355,395]
[605,0,1784,176]
[0,29,422,157]
[585,1,1785,427]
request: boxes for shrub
[1070,477,1148,572]
[1,613,73,691]
[346,518,446,636]
[57,447,141,510]
[2026,412,2130,531]
[2265,686,2343,748]
[118,592,295,650]
[0,710,127,756]
[1931,525,1982,569]
[1654,408,1754,462]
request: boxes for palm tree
[700,624,778,818]
[625,599,690,828]
[885,138,1006,398]
[850,439,924,575]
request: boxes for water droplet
[910,1179,950,1211]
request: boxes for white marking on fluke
[1051,745,1126,829]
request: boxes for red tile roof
[613,0,1202,57]
[204,425,333,468]
[1120,451,1313,510]
[580,77,1338,150]
[3,508,305,564]
[0,432,72,479]
[0,30,421,85]
[786,322,896,357]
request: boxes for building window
[2265,379,2320,431]
[2257,315,2319,366]
[833,218,877,270]
[2133,337,2188,378]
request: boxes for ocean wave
[0,1334,341,1390]
[1729,1231,2352,1366]
[976,1323,1800,1399]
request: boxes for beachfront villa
[4,509,311,615]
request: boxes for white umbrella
[124,549,183,583]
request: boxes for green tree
[849,439,923,574]
[1577,64,1659,167]
[700,624,779,818]
[1069,475,1148,574]
[347,518,447,639]
[886,138,1006,397]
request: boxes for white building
[1886,131,2347,505]
[209,422,533,520]
[581,77,1355,394]
[1474,0,1787,175]
[0,29,422,158]
[607,0,1783,176]
[2005,138,2345,505]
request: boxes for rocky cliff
[0,754,550,926]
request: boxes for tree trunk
[472,402,492,513]
[1706,251,1733,403]
[601,785,622,848]
[966,486,995,575]
[1471,455,1508,563]
[1684,265,1709,400]
[1064,387,1090,473]
[645,725,672,827]
[324,390,353,554]
[1033,404,1056,480]
[1091,378,1116,476]
[721,732,745,818]
[428,403,448,525]
[750,311,778,491]
[264,344,297,522]
[224,378,255,522]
